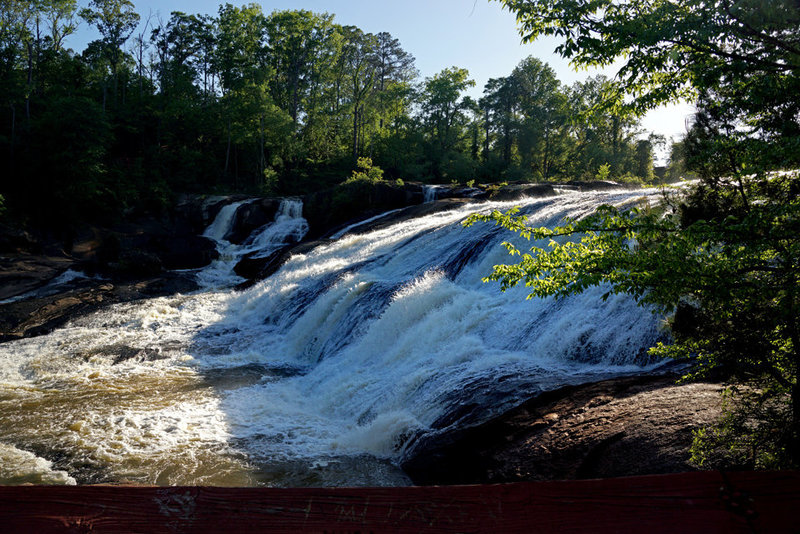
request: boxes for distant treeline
[0,1,677,229]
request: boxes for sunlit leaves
[466,170,800,464]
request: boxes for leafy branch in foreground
[489,0,800,469]
[464,174,800,467]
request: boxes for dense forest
[0,0,798,479]
[0,0,670,232]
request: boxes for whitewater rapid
[0,189,666,486]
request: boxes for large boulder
[233,248,289,280]
[106,249,163,278]
[488,183,557,201]
[226,198,281,244]
[0,273,199,342]
[303,182,424,239]
[234,240,328,284]
[73,223,219,277]
[0,255,75,301]
[436,186,489,200]
[566,180,625,191]
[146,234,219,270]
[0,223,40,254]
[401,373,723,485]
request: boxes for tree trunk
[26,41,33,120]
[10,104,16,162]
[352,105,360,161]
[113,61,119,108]
[788,278,800,466]
[234,146,239,189]
[225,119,232,176]
[792,380,800,466]
[259,115,266,181]
[483,108,490,159]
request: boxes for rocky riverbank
[1,179,713,486]
[402,372,724,485]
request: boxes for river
[0,187,665,486]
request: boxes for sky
[67,0,694,159]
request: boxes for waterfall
[423,185,442,203]
[203,200,251,242]
[0,188,666,487]
[244,198,309,257]
[196,198,309,288]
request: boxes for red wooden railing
[0,471,797,533]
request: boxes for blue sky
[67,0,692,155]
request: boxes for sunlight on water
[0,188,667,486]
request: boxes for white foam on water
[0,443,77,485]
[197,198,309,289]
[0,187,668,486]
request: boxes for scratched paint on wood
[0,471,797,534]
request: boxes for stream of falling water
[0,190,666,487]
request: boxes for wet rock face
[488,184,557,201]
[303,183,423,239]
[0,255,75,301]
[233,247,290,281]
[233,240,328,286]
[401,374,723,485]
[566,180,626,191]
[146,234,219,271]
[225,199,281,244]
[0,274,198,342]
[0,223,40,254]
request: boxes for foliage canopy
[483,0,800,466]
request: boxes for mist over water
[0,189,665,487]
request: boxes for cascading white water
[196,198,309,288]
[202,200,251,242]
[244,199,309,257]
[423,185,443,203]
[0,188,667,487]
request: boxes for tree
[373,31,416,131]
[80,0,139,108]
[498,0,800,112]
[565,75,642,180]
[41,0,79,53]
[481,75,516,168]
[419,67,475,179]
[214,3,270,182]
[266,10,334,125]
[339,26,378,162]
[511,56,568,180]
[485,0,800,466]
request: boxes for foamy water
[0,189,665,486]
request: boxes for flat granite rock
[0,274,198,342]
[402,374,724,485]
[0,255,75,301]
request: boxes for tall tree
[566,75,641,179]
[511,56,568,180]
[420,66,475,178]
[80,0,139,109]
[339,26,378,162]
[372,31,416,131]
[265,10,333,125]
[481,76,516,167]
[214,2,270,182]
